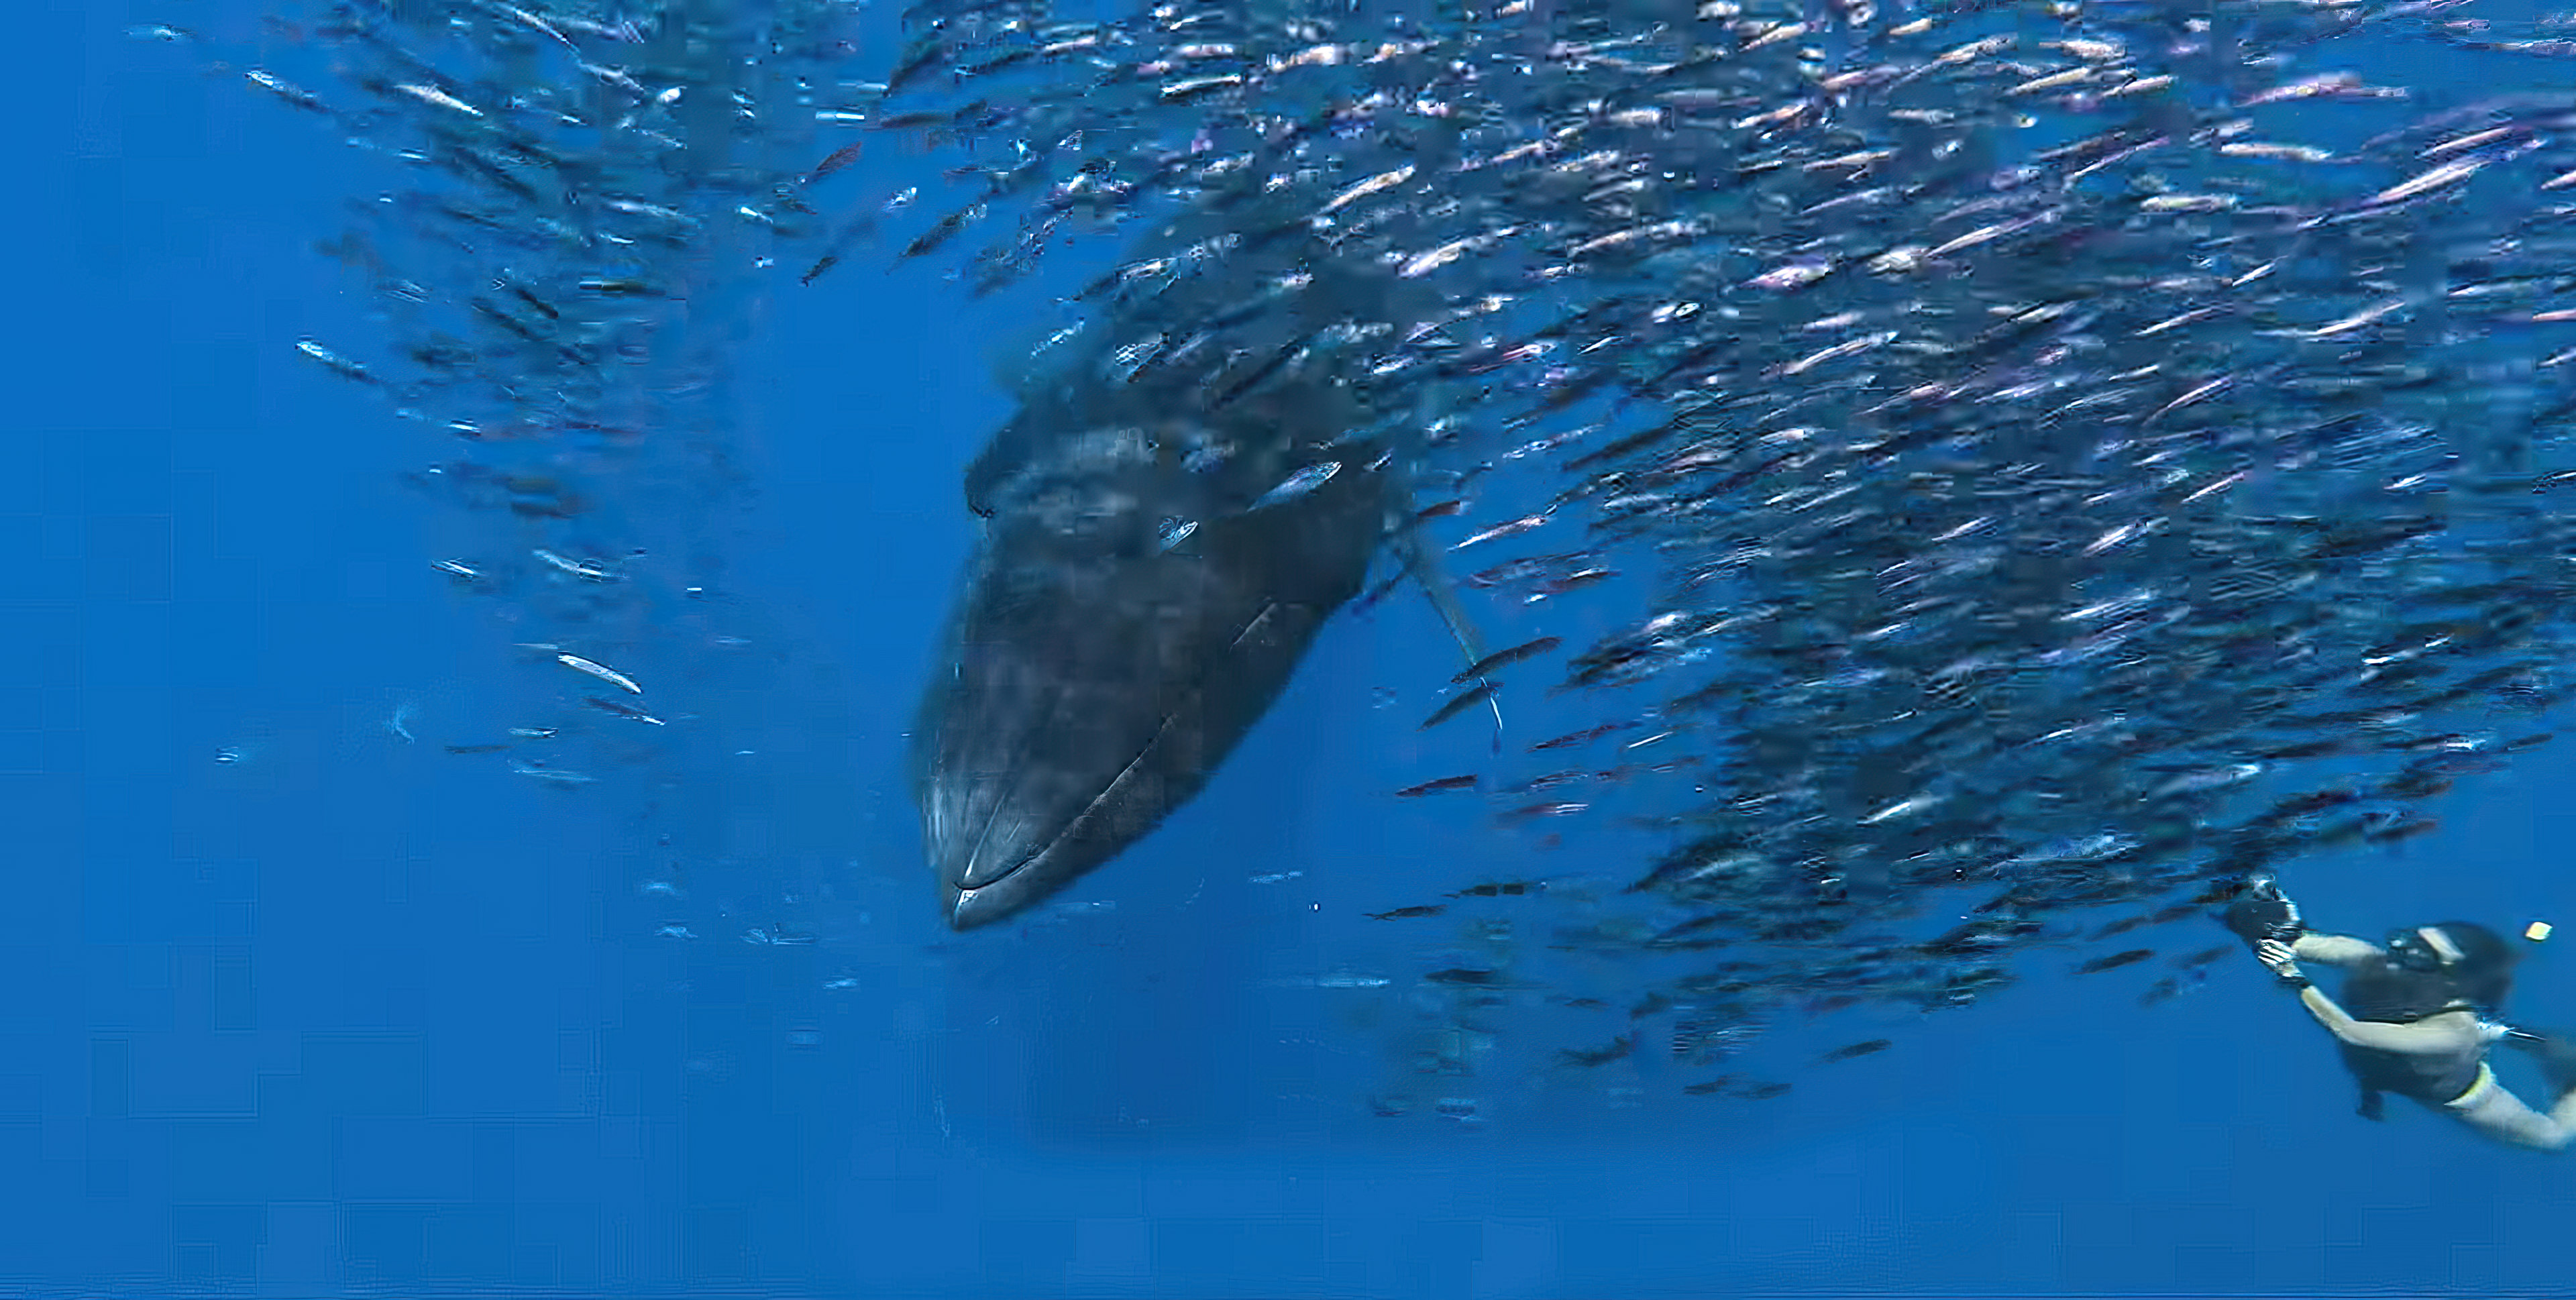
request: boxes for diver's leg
[2518,1031,2576,1098]
[2548,1075,2576,1132]
[2445,1071,2572,1152]
[2502,1031,2576,1128]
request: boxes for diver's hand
[2255,939,2306,984]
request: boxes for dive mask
[2383,928,2448,974]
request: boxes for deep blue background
[20,0,2576,1295]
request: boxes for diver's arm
[2290,933,2383,967]
[2255,938,2479,1054]
[2289,985,2481,1054]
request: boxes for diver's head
[2380,920,2520,1011]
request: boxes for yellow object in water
[2527,921,2553,943]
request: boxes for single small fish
[1419,681,1500,730]
[510,762,595,786]
[557,653,643,694]
[1450,880,1544,898]
[244,68,329,114]
[1367,904,1446,920]
[1454,636,1564,684]
[2091,914,2151,940]
[577,277,666,297]
[294,339,373,384]
[394,82,483,117]
[1248,462,1341,511]
[584,696,665,725]
[2139,975,2204,1007]
[1820,1038,1893,1064]
[807,139,866,182]
[1451,512,1551,551]
[1529,722,1638,752]
[1497,800,1588,825]
[1395,774,1480,798]
[2074,949,2156,975]
[1560,1035,1635,1068]
[2360,157,2485,209]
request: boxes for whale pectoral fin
[1391,519,1505,751]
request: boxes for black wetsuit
[2335,962,2492,1120]
[2340,1040,2481,1120]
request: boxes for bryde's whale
[910,228,1440,929]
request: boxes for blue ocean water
[21,0,2576,1295]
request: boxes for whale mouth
[934,814,1062,931]
[943,868,1026,930]
[920,769,1061,930]
[926,716,1165,930]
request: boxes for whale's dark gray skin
[912,386,1391,930]
[911,235,1423,930]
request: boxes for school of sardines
[154,0,2576,1107]
[175,1,859,810]
[852,0,2576,1100]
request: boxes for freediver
[2226,879,2576,1151]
